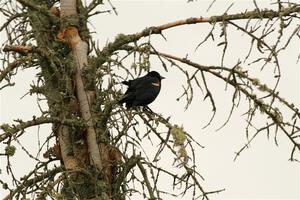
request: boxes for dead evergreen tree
[1,0,299,199]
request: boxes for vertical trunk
[58,0,110,199]
[59,0,103,172]
[24,0,117,198]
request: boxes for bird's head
[147,71,165,80]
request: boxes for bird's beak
[160,76,165,80]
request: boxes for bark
[60,0,103,171]
[58,125,80,170]
[73,35,103,170]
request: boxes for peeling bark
[73,37,103,170]
[59,0,103,172]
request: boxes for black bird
[119,71,165,109]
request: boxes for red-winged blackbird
[119,71,165,109]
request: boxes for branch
[0,13,24,32]
[3,167,62,200]
[155,52,300,152]
[234,123,276,161]
[0,45,39,85]
[0,59,22,83]
[113,155,141,197]
[16,0,58,23]
[137,111,217,199]
[0,116,85,142]
[135,43,298,115]
[2,45,33,54]
[137,161,155,200]
[97,5,300,65]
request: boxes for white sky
[1,0,300,199]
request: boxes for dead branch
[97,5,300,65]
[0,117,85,142]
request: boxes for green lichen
[139,54,150,70]
[114,33,131,47]
[272,107,283,123]
[178,147,187,158]
[170,125,187,146]
[170,125,189,165]
[5,145,16,157]
[1,124,12,133]
[256,100,267,113]
[209,16,218,24]
[258,84,268,92]
[252,78,260,86]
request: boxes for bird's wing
[120,78,143,103]
[122,77,144,93]
[120,75,161,107]
[133,77,161,100]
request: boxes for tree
[1,0,299,199]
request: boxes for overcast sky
[1,0,299,199]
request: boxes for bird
[119,71,165,109]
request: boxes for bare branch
[97,5,300,65]
[0,116,85,142]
